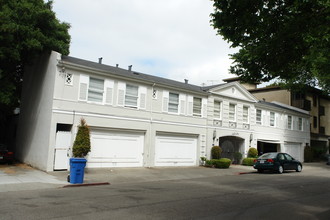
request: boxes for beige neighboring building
[248,85,330,155]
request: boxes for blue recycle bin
[69,158,87,184]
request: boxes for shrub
[242,158,256,166]
[205,160,214,167]
[213,158,231,168]
[72,118,91,158]
[247,148,258,158]
[233,152,242,164]
[304,145,313,162]
[211,146,222,159]
[205,158,231,168]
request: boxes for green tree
[72,118,91,158]
[0,0,71,109]
[211,0,330,93]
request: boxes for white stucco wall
[16,51,60,171]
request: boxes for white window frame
[88,77,104,103]
[214,100,222,119]
[229,103,236,122]
[243,106,249,124]
[287,115,293,130]
[270,112,275,127]
[125,84,139,108]
[168,92,179,114]
[256,109,262,125]
[193,97,202,117]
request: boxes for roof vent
[128,65,132,71]
[184,79,188,84]
[116,64,119,68]
[98,57,103,64]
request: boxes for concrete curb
[63,182,110,188]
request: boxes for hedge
[242,158,256,166]
[205,158,232,169]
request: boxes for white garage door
[284,143,302,162]
[155,135,197,166]
[87,131,144,168]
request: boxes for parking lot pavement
[1,162,329,193]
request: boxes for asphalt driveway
[1,162,329,193]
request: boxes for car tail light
[266,159,274,163]
[7,152,13,155]
[253,159,258,163]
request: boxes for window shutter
[104,79,114,105]
[117,82,126,107]
[187,95,193,116]
[162,90,169,112]
[179,94,186,115]
[78,74,89,101]
[139,86,147,109]
[202,98,207,118]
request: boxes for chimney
[184,79,188,84]
[116,64,119,68]
[128,65,132,71]
[98,57,103,64]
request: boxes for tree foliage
[211,0,330,93]
[0,0,70,109]
[72,118,91,158]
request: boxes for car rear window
[259,153,277,159]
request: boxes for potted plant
[69,118,91,184]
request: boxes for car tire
[278,165,284,174]
[296,164,302,172]
[257,169,264,173]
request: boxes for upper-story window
[168,92,179,113]
[125,84,138,108]
[214,100,222,119]
[193,97,202,117]
[229,103,236,121]
[243,106,249,123]
[88,77,104,102]
[256,109,262,125]
[287,115,292,129]
[298,118,303,131]
[270,112,275,127]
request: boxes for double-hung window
[125,84,139,108]
[168,92,179,113]
[243,106,249,123]
[287,116,292,129]
[193,97,202,117]
[256,109,262,125]
[270,112,275,127]
[229,103,236,121]
[298,118,303,131]
[214,101,221,119]
[88,77,104,102]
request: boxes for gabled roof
[61,55,207,95]
[203,82,259,102]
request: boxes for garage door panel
[284,143,302,161]
[87,131,144,168]
[155,136,197,166]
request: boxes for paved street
[0,163,330,219]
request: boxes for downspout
[148,83,156,168]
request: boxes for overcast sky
[52,0,237,86]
